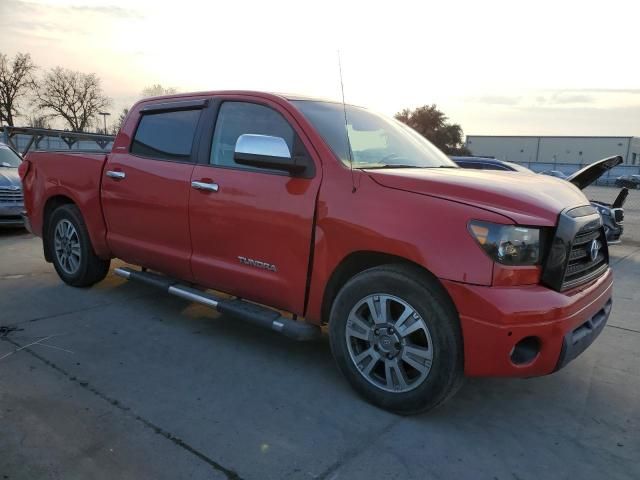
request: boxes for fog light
[510,336,540,365]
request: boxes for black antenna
[338,50,356,193]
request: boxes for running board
[114,267,321,341]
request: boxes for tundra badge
[237,256,277,272]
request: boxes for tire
[329,264,464,415]
[47,204,110,287]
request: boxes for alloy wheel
[345,294,434,393]
[54,219,82,275]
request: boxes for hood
[366,167,590,225]
[0,167,21,189]
[566,155,623,190]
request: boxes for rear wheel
[48,204,110,287]
[329,264,464,414]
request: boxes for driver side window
[210,102,294,168]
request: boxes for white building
[466,136,640,165]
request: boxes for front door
[102,105,204,281]
[188,98,321,314]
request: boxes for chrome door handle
[191,181,219,192]
[106,170,126,180]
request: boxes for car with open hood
[452,155,627,244]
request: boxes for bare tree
[111,107,129,134]
[26,113,52,129]
[34,67,111,132]
[0,52,37,126]
[141,84,177,98]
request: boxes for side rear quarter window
[131,109,202,161]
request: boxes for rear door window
[131,109,201,161]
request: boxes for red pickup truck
[20,91,613,414]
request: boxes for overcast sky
[1,0,639,136]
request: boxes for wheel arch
[320,250,456,325]
[42,195,76,262]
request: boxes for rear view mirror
[234,134,304,174]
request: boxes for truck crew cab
[20,91,613,414]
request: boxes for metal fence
[1,126,114,155]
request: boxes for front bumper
[0,204,25,227]
[21,211,32,232]
[442,268,613,377]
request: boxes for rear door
[188,97,322,314]
[102,100,206,280]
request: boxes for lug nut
[387,353,394,359]
[374,328,380,335]
[388,327,395,334]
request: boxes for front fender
[304,174,512,323]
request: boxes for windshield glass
[0,145,21,168]
[292,100,457,169]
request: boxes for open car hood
[566,155,623,190]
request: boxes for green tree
[395,104,470,155]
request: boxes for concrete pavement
[1,230,639,480]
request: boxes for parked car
[452,156,626,244]
[0,142,25,227]
[21,91,613,414]
[540,170,567,179]
[450,156,532,172]
[614,174,640,189]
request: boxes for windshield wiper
[361,164,425,169]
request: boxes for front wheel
[329,264,464,414]
[47,204,110,287]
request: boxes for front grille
[0,188,23,203]
[562,224,608,290]
[541,206,608,292]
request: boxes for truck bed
[22,150,110,256]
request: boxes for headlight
[468,221,543,265]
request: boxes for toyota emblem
[589,239,601,262]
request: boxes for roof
[136,90,343,105]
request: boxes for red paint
[22,91,613,378]
[442,269,612,376]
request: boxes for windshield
[292,100,457,169]
[0,145,21,168]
